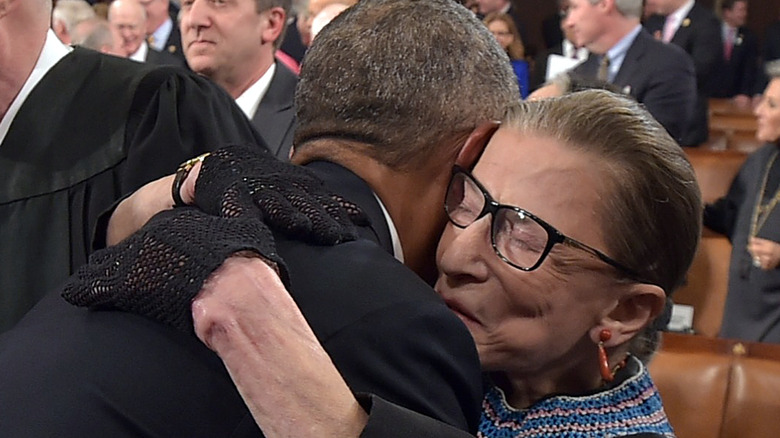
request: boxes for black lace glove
[194,145,368,245]
[62,207,288,333]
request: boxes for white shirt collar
[0,29,71,146]
[605,25,642,82]
[129,41,149,63]
[668,0,695,31]
[235,62,276,119]
[150,17,173,51]
[372,192,405,263]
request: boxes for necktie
[597,56,610,82]
[724,27,736,61]
[662,15,676,43]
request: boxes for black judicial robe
[0,48,265,332]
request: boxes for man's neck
[216,55,275,99]
[293,141,455,284]
[0,26,46,121]
[590,18,640,55]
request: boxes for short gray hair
[53,0,96,34]
[589,0,643,18]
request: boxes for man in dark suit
[181,0,297,160]
[0,0,520,436]
[139,0,186,64]
[711,0,758,107]
[565,0,696,143]
[645,0,722,146]
[108,0,186,67]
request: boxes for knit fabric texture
[478,356,675,438]
[62,207,288,333]
[195,144,367,245]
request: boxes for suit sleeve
[690,14,723,93]
[357,394,475,438]
[323,300,484,434]
[704,152,756,239]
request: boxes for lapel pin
[168,45,177,53]
[682,18,691,27]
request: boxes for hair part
[294,0,518,170]
[503,90,702,361]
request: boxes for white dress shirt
[234,63,276,119]
[0,30,71,146]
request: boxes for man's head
[73,17,124,56]
[52,0,96,45]
[294,0,517,281]
[563,0,642,54]
[180,0,290,97]
[475,0,510,15]
[108,0,147,57]
[722,0,748,28]
[137,0,171,35]
[294,0,517,170]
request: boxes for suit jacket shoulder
[146,46,187,69]
[252,62,297,160]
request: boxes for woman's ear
[591,283,666,347]
[454,121,501,170]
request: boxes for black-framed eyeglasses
[444,166,642,280]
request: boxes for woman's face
[487,20,513,51]
[434,128,621,376]
[756,79,780,144]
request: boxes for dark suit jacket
[531,42,563,91]
[145,44,187,69]
[0,162,483,437]
[645,3,722,145]
[541,12,563,50]
[571,29,696,144]
[164,5,187,65]
[755,20,780,93]
[252,62,297,160]
[712,26,759,98]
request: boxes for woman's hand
[748,237,780,270]
[192,257,368,438]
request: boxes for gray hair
[504,90,702,362]
[295,0,518,170]
[53,0,96,34]
[590,0,643,18]
[76,18,115,50]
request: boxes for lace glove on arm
[194,145,368,245]
[62,207,288,333]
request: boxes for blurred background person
[475,0,531,56]
[712,0,759,109]
[310,2,349,40]
[52,0,96,45]
[531,18,589,91]
[108,0,185,66]
[705,60,780,344]
[138,0,186,64]
[485,12,530,99]
[645,0,722,146]
[71,16,124,56]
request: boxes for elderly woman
[179,90,698,437]
[58,91,697,437]
[705,60,780,343]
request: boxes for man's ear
[261,7,286,45]
[591,283,666,347]
[455,121,501,170]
